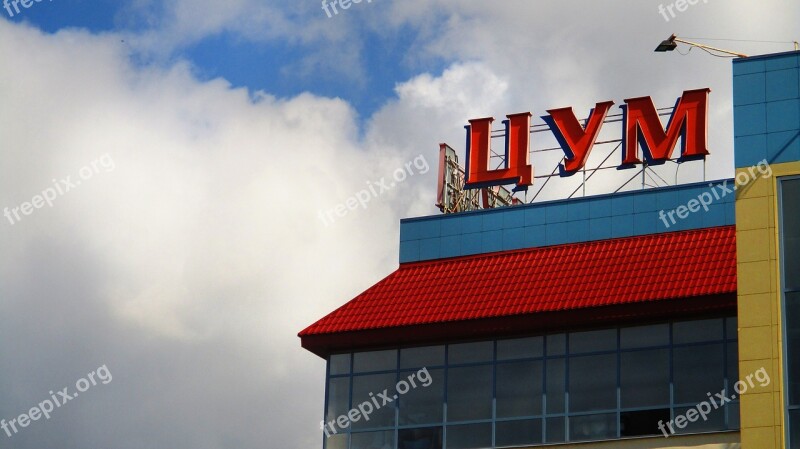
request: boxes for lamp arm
[673,38,748,58]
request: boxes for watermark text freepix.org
[658,0,708,22]
[658,158,771,229]
[321,0,372,18]
[4,153,115,226]
[321,367,432,437]
[317,154,429,227]
[3,0,53,18]
[1,364,113,438]
[658,366,770,437]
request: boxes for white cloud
[0,20,409,449]
[0,0,798,447]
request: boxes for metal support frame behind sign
[436,143,519,214]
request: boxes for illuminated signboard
[463,88,710,192]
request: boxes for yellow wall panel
[736,229,772,263]
[736,160,800,449]
[740,392,776,427]
[737,294,772,328]
[735,197,771,230]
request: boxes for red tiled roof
[300,226,737,339]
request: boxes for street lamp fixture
[654,34,749,58]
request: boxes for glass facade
[781,177,800,449]
[323,317,739,449]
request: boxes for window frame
[323,318,739,449]
[779,175,800,449]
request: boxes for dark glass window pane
[782,178,800,291]
[620,409,670,437]
[447,365,492,421]
[673,319,723,344]
[728,401,740,430]
[673,405,725,434]
[398,427,442,449]
[495,419,542,447]
[545,358,565,413]
[788,292,800,405]
[789,409,800,449]
[545,417,565,443]
[726,317,738,340]
[786,235,800,291]
[330,354,351,375]
[621,349,669,408]
[569,329,616,353]
[445,423,492,449]
[569,413,617,441]
[399,368,444,425]
[325,433,348,449]
[326,377,350,425]
[448,341,493,364]
[352,374,396,430]
[727,342,739,388]
[497,336,543,360]
[674,343,724,404]
[351,431,394,449]
[354,350,397,373]
[547,334,566,355]
[401,346,444,369]
[621,323,669,349]
[569,354,617,412]
[496,361,543,418]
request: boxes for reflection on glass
[728,402,740,430]
[352,373,396,429]
[545,359,567,414]
[445,423,492,449]
[673,343,724,404]
[323,317,747,446]
[547,334,566,355]
[569,354,616,412]
[497,336,543,360]
[330,353,351,375]
[399,369,444,425]
[448,341,493,364]
[496,361,543,418]
[447,365,492,421]
[620,324,669,349]
[789,409,799,449]
[621,349,669,408]
[569,413,617,441]
[495,419,542,447]
[781,178,800,291]
[787,292,800,405]
[673,405,725,434]
[398,427,442,449]
[727,342,739,390]
[569,329,616,353]
[673,319,723,344]
[545,417,565,443]
[725,317,738,340]
[545,358,565,414]
[325,433,348,449]
[400,346,444,369]
[354,350,397,373]
[784,179,800,449]
[351,431,394,449]
[326,377,350,424]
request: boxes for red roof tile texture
[300,226,736,337]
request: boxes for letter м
[620,88,711,166]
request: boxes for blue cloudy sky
[0,1,797,448]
